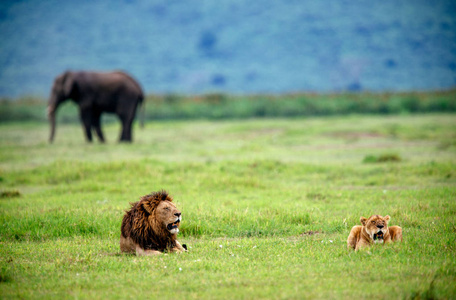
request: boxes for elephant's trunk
[48,106,56,143]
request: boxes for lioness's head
[140,190,182,235]
[360,215,390,242]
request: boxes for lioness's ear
[384,215,391,223]
[360,217,367,226]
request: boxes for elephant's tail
[139,94,145,129]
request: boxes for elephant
[48,70,144,143]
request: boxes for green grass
[1,89,456,123]
[1,114,456,299]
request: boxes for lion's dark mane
[121,190,177,252]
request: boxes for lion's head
[120,190,183,253]
[138,190,182,236]
[152,197,182,235]
[360,215,390,243]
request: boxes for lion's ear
[360,217,367,226]
[384,215,391,223]
[142,202,153,214]
[140,196,155,215]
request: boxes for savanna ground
[0,98,456,298]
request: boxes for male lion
[347,215,402,251]
[120,190,186,256]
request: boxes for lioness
[347,215,402,251]
[120,190,187,256]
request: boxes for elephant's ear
[62,71,74,97]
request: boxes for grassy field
[0,113,455,299]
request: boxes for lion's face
[361,215,390,243]
[155,200,182,235]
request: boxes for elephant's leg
[117,98,139,142]
[92,111,105,143]
[119,114,133,142]
[80,110,93,142]
[125,117,134,141]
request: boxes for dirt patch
[299,231,321,236]
[327,131,385,140]
[293,141,433,151]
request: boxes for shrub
[363,153,402,163]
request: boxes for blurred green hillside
[1,1,456,96]
[1,90,455,123]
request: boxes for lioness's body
[120,191,186,256]
[347,215,402,251]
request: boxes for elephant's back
[79,71,143,99]
[110,71,143,97]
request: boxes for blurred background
[0,0,455,98]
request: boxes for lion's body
[347,215,402,251]
[120,191,185,256]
